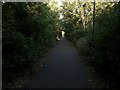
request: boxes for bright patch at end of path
[24,38,91,88]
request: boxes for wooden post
[93,0,95,35]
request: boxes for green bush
[2,2,60,84]
[63,2,120,87]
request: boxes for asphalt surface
[24,38,90,88]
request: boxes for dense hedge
[90,3,120,87]
[2,2,60,84]
[62,2,120,88]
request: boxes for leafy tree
[61,2,120,88]
[2,2,61,86]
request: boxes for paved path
[24,38,91,88]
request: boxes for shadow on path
[24,38,90,88]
